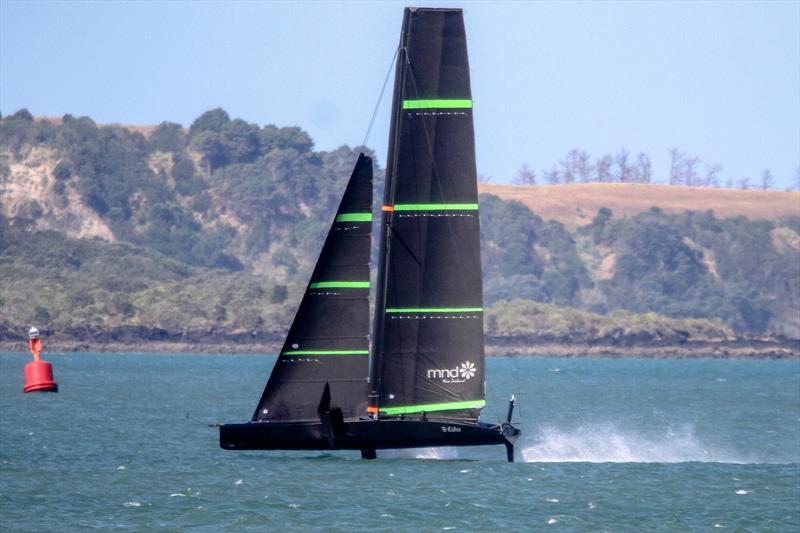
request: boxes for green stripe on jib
[335,213,372,222]
[385,308,482,313]
[402,99,473,109]
[393,203,479,211]
[282,350,369,356]
[381,399,486,415]
[309,281,370,289]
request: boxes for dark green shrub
[149,121,186,153]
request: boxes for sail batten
[281,350,370,356]
[402,99,473,109]
[392,203,478,211]
[335,213,373,222]
[309,281,370,289]
[381,399,486,416]
[385,308,482,313]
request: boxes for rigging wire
[488,388,503,424]
[513,357,523,425]
[367,46,404,412]
[361,46,400,149]
[184,412,217,428]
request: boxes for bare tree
[529,146,780,190]
[572,149,594,183]
[683,156,701,186]
[595,154,613,182]
[557,149,594,183]
[558,150,577,184]
[615,148,631,183]
[634,152,652,183]
[704,163,722,187]
[477,174,491,183]
[514,164,537,185]
[669,148,683,185]
[760,169,773,191]
[543,165,561,185]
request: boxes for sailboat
[220,7,520,461]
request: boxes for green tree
[11,108,33,121]
[149,121,186,153]
[189,108,230,137]
[34,306,52,324]
[270,285,288,303]
[53,161,72,181]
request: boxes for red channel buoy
[23,360,58,393]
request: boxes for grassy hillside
[480,183,800,229]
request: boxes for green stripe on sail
[385,308,482,313]
[309,281,370,289]
[381,399,486,415]
[402,99,473,109]
[282,350,369,356]
[393,203,479,211]
[335,213,372,222]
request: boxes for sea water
[1,352,798,531]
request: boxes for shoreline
[1,337,797,359]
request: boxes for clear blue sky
[2,1,798,188]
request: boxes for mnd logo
[427,361,477,384]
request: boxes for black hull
[220,419,519,461]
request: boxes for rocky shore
[483,338,800,359]
[1,325,797,359]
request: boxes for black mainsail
[220,7,519,461]
[253,153,373,422]
[369,7,485,420]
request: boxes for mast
[368,9,410,417]
[369,8,484,421]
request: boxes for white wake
[520,424,750,463]
[381,447,460,460]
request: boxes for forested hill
[1,109,799,354]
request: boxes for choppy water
[1,352,798,531]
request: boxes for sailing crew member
[28,327,42,362]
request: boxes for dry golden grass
[480,182,800,228]
[112,124,159,138]
[34,117,167,139]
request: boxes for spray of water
[381,447,460,460]
[520,424,752,463]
